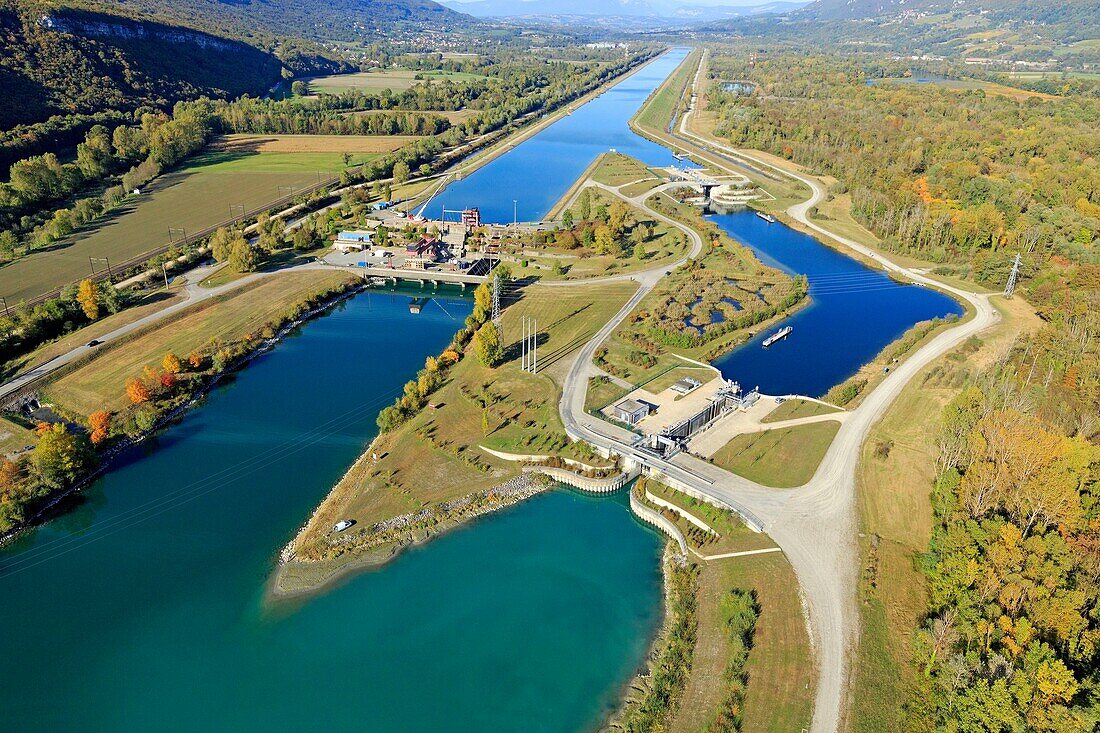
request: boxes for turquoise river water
[1,46,961,732]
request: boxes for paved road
[0,264,278,402]
[559,49,1000,733]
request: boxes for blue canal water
[0,292,663,732]
[1,46,966,733]
[709,212,964,396]
[434,49,690,223]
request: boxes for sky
[443,0,780,5]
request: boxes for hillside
[441,0,805,22]
[0,3,289,131]
[703,0,1100,65]
[102,0,474,42]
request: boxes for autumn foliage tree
[77,279,100,320]
[88,411,111,445]
[912,382,1100,729]
[31,423,94,489]
[126,377,150,404]
[162,352,182,374]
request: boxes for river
[0,292,662,732]
[2,46,961,732]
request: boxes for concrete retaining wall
[642,465,765,533]
[630,490,688,556]
[523,466,630,493]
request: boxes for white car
[333,520,354,532]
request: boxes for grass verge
[710,421,840,488]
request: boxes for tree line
[0,102,213,258]
[706,51,1099,293]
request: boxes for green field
[309,69,488,95]
[0,153,339,303]
[187,149,378,174]
[44,271,357,416]
[761,398,841,423]
[634,49,698,134]
[710,421,841,488]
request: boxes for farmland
[0,136,405,303]
[307,69,489,95]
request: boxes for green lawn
[589,152,660,187]
[584,376,629,413]
[710,421,841,488]
[0,415,36,458]
[761,398,841,423]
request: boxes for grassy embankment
[709,420,841,489]
[615,477,814,732]
[761,398,841,423]
[847,295,1041,732]
[0,137,403,302]
[0,289,186,383]
[274,280,639,595]
[42,271,358,416]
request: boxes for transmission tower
[1004,252,1022,298]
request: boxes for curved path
[559,50,1000,733]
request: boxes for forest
[909,358,1100,730]
[707,49,1098,433]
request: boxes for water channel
[1,46,962,731]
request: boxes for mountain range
[439,0,807,22]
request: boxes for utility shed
[613,399,651,425]
[670,377,702,395]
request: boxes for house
[405,236,445,262]
[612,398,654,426]
[333,230,373,253]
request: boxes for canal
[2,46,963,732]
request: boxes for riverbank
[272,472,552,598]
[0,272,363,543]
[274,278,639,595]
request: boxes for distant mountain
[103,0,475,42]
[794,0,1100,25]
[440,0,806,22]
